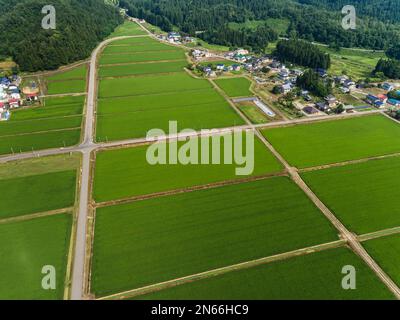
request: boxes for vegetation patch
[46,80,86,95]
[99,60,188,78]
[96,101,244,141]
[99,50,186,65]
[0,128,81,155]
[302,156,400,234]
[0,170,76,219]
[0,214,72,299]
[91,177,338,296]
[93,136,283,202]
[136,247,393,300]
[214,77,253,98]
[262,115,400,168]
[364,234,400,288]
[98,72,212,98]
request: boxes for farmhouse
[324,94,337,107]
[382,82,394,91]
[303,106,319,115]
[168,32,181,43]
[388,98,400,107]
[232,64,241,71]
[366,94,379,105]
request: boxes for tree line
[296,69,332,97]
[200,25,278,53]
[275,39,331,69]
[119,0,400,50]
[0,0,122,72]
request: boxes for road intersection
[0,21,399,300]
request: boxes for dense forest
[200,25,278,53]
[374,59,400,79]
[275,39,330,69]
[120,0,400,50]
[296,69,332,97]
[0,0,122,72]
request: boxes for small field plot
[236,100,270,124]
[0,214,72,299]
[96,102,243,141]
[91,177,338,297]
[102,42,176,54]
[97,89,227,115]
[99,60,187,78]
[135,247,393,300]
[109,21,147,37]
[302,156,400,234]
[106,37,156,46]
[0,128,81,155]
[0,169,76,219]
[46,65,87,95]
[214,77,253,98]
[46,65,87,81]
[46,80,86,95]
[99,50,186,65]
[0,95,83,155]
[11,96,84,121]
[364,234,400,288]
[93,134,283,202]
[262,115,400,168]
[0,116,82,137]
[98,72,212,98]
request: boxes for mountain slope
[0,0,123,72]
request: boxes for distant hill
[120,0,400,50]
[0,0,122,72]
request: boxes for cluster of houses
[157,32,195,45]
[0,76,22,121]
[0,76,38,121]
[200,63,242,77]
[334,75,356,93]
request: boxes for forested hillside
[0,0,122,72]
[297,0,400,24]
[275,39,330,69]
[120,0,400,50]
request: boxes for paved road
[69,35,150,300]
[0,20,398,299]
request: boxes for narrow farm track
[0,207,72,225]
[1,19,399,300]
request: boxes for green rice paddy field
[93,135,283,202]
[364,234,400,288]
[96,101,244,141]
[214,77,253,98]
[0,214,72,299]
[0,96,84,155]
[99,50,186,65]
[262,115,400,168]
[97,89,230,115]
[136,247,393,300]
[109,21,147,37]
[45,64,87,95]
[106,37,156,46]
[99,60,188,78]
[46,80,86,95]
[98,73,212,98]
[102,42,177,54]
[302,156,400,235]
[46,65,87,81]
[0,128,81,155]
[91,177,338,297]
[0,170,76,219]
